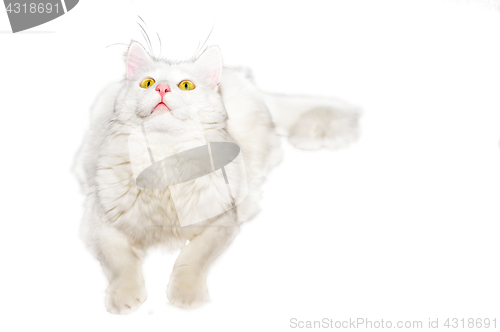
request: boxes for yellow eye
[178,80,195,91]
[140,78,155,89]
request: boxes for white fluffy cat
[74,41,360,314]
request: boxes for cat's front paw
[167,269,209,309]
[105,278,147,315]
[288,107,360,150]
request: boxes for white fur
[75,42,360,314]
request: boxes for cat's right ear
[125,41,152,80]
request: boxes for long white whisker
[196,25,215,58]
[156,31,162,58]
[106,43,129,49]
[193,41,201,60]
[137,18,153,55]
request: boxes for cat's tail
[262,93,362,150]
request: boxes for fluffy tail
[263,93,361,150]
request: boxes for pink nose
[155,84,170,98]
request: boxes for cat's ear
[126,41,152,80]
[194,46,222,90]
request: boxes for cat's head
[115,41,225,125]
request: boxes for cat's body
[75,42,360,314]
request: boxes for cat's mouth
[154,102,170,111]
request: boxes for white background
[0,0,499,331]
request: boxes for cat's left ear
[126,41,152,80]
[194,46,222,90]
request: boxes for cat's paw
[167,270,209,309]
[105,278,147,315]
[288,107,361,150]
